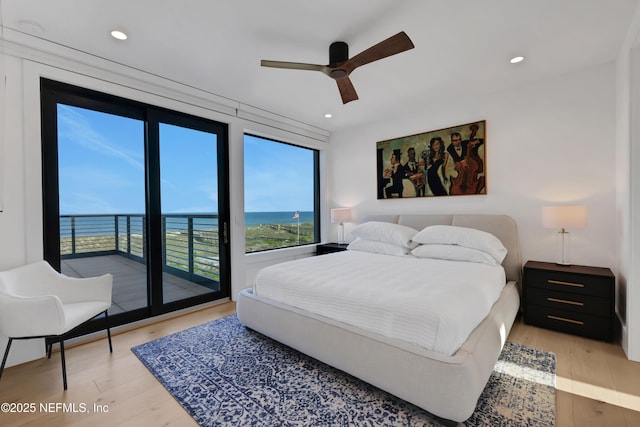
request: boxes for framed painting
[376,120,486,199]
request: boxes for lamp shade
[542,205,587,229]
[330,208,352,224]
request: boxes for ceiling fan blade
[336,77,359,104]
[344,31,414,72]
[260,60,327,73]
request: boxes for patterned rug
[132,315,556,426]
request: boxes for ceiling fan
[261,31,415,104]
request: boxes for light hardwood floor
[0,302,639,426]
[508,318,640,426]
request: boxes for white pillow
[411,244,499,265]
[350,221,419,249]
[347,238,411,256]
[412,225,507,263]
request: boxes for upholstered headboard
[360,214,522,286]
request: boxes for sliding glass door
[41,79,230,332]
[56,105,148,315]
[153,112,229,312]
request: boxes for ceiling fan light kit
[261,31,415,104]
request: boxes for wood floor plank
[554,390,573,427]
[1,302,639,426]
[571,338,613,382]
[111,393,198,427]
[599,341,640,410]
[571,393,628,427]
[623,406,640,426]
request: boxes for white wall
[615,4,640,361]
[0,55,43,365]
[328,63,617,271]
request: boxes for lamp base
[555,261,572,266]
[338,223,345,244]
[555,229,571,266]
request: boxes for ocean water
[245,211,313,226]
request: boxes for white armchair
[0,260,113,389]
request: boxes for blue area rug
[132,315,556,426]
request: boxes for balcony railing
[60,213,220,286]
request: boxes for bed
[237,214,521,423]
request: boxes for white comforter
[254,250,506,356]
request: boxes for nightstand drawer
[525,306,612,341]
[526,287,610,317]
[525,269,610,298]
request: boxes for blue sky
[243,135,314,212]
[57,105,314,214]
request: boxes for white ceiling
[1,0,638,133]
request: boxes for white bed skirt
[237,280,520,422]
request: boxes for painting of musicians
[376,120,486,199]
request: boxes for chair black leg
[0,338,13,380]
[60,340,67,390]
[104,310,113,353]
[47,340,53,359]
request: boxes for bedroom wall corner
[615,1,640,362]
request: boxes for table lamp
[542,205,587,265]
[330,208,352,244]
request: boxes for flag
[292,211,299,219]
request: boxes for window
[244,134,320,252]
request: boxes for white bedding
[254,250,506,356]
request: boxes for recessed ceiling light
[324,113,332,118]
[111,30,128,40]
[510,56,524,64]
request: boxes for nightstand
[316,243,349,255]
[523,260,615,341]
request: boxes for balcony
[59,214,220,314]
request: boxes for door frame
[40,78,231,334]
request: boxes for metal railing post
[188,216,194,279]
[126,216,131,255]
[115,215,119,252]
[71,216,76,255]
[162,215,166,266]
[142,218,147,261]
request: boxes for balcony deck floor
[61,254,212,315]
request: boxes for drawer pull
[547,279,584,288]
[547,315,584,325]
[547,297,584,306]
